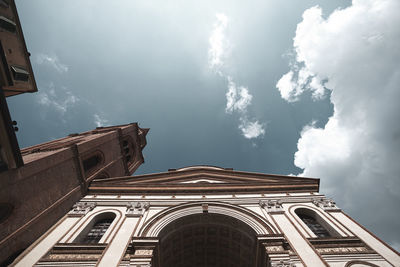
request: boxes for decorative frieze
[68,202,96,217]
[259,199,284,213]
[126,202,150,217]
[312,198,341,211]
[309,237,374,255]
[271,260,296,267]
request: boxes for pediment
[89,167,320,194]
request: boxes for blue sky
[9,0,400,249]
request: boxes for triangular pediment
[89,166,320,194]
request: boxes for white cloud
[208,14,265,139]
[278,0,400,244]
[36,82,79,115]
[239,118,265,139]
[208,13,229,72]
[225,77,252,113]
[36,53,68,73]
[94,114,109,127]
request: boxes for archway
[157,213,265,267]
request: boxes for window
[83,154,101,172]
[11,66,29,81]
[0,15,16,33]
[0,203,13,224]
[121,137,135,163]
[82,218,113,244]
[74,212,116,244]
[295,208,333,238]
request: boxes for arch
[345,260,380,267]
[139,201,277,237]
[158,213,264,267]
[73,212,116,244]
[294,207,339,238]
[82,150,104,174]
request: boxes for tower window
[0,203,13,224]
[74,212,116,244]
[0,15,16,33]
[295,208,333,238]
[83,155,101,172]
[121,137,135,163]
[11,65,29,81]
[82,218,113,244]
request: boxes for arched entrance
[157,213,265,267]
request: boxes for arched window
[74,212,116,244]
[295,208,334,238]
[82,150,104,175]
[83,155,101,172]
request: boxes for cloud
[278,0,400,245]
[208,13,229,73]
[36,53,68,73]
[209,14,265,139]
[94,114,109,127]
[239,118,265,139]
[225,77,252,113]
[36,82,79,115]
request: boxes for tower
[1,0,38,173]
[0,123,149,265]
[11,166,400,266]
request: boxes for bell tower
[0,123,149,265]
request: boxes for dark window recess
[82,218,113,244]
[122,138,134,163]
[0,203,13,224]
[11,66,29,82]
[0,146,8,172]
[0,0,10,8]
[298,213,331,238]
[83,155,101,172]
[0,15,16,33]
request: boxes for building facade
[0,123,149,265]
[11,166,400,267]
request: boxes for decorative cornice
[68,202,96,217]
[259,199,284,213]
[126,202,150,217]
[312,197,341,212]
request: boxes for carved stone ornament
[68,202,96,216]
[134,249,153,256]
[312,198,340,211]
[259,199,283,213]
[126,202,150,217]
[271,260,296,267]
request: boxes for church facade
[11,166,400,267]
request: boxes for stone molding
[126,202,150,217]
[271,260,296,267]
[259,199,284,213]
[68,202,96,217]
[312,197,341,211]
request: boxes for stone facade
[11,166,400,266]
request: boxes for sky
[9,0,399,250]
